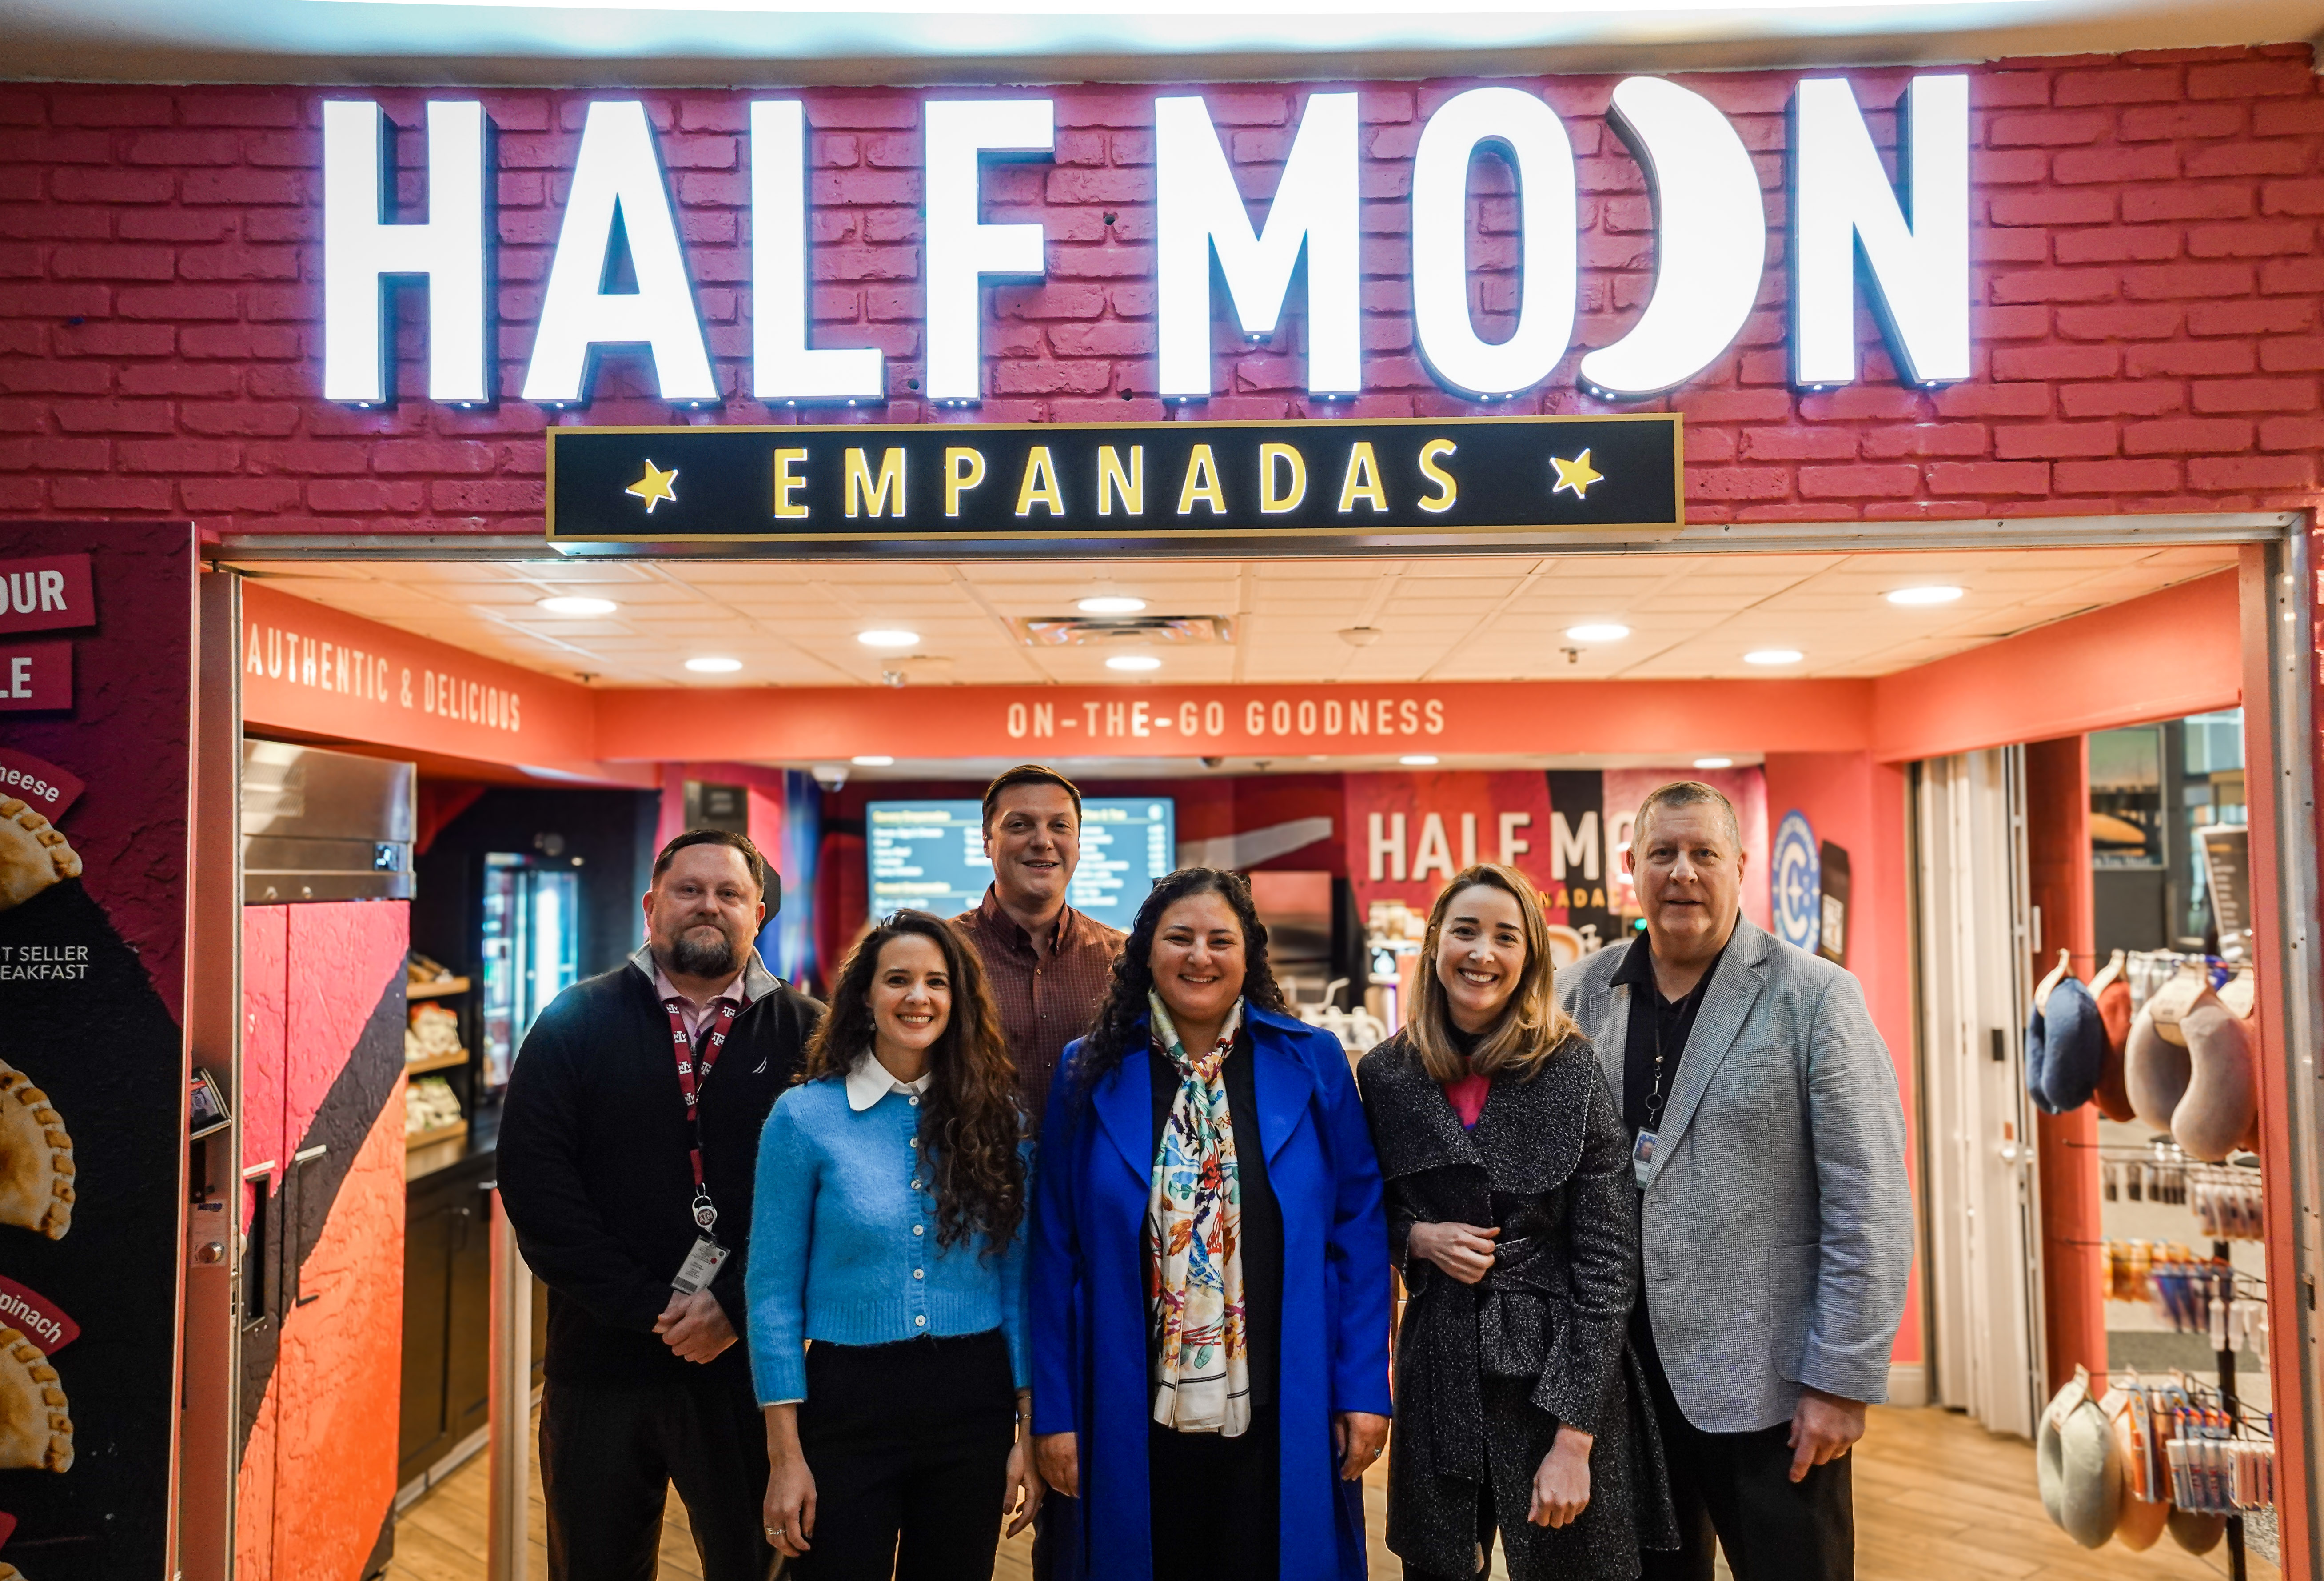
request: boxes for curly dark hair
[803,910,1026,1253]
[1072,866,1289,1106]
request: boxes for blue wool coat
[1028,1006,1395,1581]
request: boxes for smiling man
[498,829,823,1581]
[1555,782,1910,1581]
[953,765,1126,1134]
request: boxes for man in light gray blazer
[1556,781,1912,1581]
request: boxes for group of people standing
[498,765,1913,1581]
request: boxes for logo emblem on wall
[1772,810,1822,952]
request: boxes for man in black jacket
[499,828,822,1581]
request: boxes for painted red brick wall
[0,45,2320,534]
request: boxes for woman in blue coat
[1028,866,1394,1581]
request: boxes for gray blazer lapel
[1641,919,1771,1184]
[1589,983,1626,1099]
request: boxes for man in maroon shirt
[953,764,1126,1133]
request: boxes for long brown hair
[1403,864,1580,1083]
[804,910,1026,1252]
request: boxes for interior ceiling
[8,0,2321,87]
[227,543,2239,691]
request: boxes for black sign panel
[546,415,1681,547]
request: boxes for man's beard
[668,925,740,980]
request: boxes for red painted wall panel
[0,52,2317,534]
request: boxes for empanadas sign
[0,1279,72,1357]
[0,556,93,639]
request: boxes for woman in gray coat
[1358,865,1676,1581]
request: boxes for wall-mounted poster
[0,522,195,1581]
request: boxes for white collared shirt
[845,1054,934,1112]
[654,963,749,1042]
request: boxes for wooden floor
[385,1405,2277,1581]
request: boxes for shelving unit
[407,976,471,1001]
[406,1118,469,1151]
[404,1049,471,1076]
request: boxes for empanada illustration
[0,1328,69,1473]
[0,1063,71,1239]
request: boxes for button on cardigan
[745,1074,1030,1407]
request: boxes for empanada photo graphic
[0,1061,72,1239]
[0,1327,69,1473]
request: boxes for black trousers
[793,1329,1018,1581]
[1148,1415,1280,1581]
[538,1369,773,1581]
[1635,1346,1854,1581]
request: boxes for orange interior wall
[1762,751,1920,1372]
[2022,737,2106,1395]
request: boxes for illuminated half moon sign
[1579,78,1766,400]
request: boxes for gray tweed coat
[1358,1030,1677,1581]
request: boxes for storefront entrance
[184,512,2316,1581]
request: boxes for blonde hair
[1403,863,1581,1084]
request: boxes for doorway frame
[187,507,2324,1578]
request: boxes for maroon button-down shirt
[954,885,1124,1131]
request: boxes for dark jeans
[793,1328,1018,1581]
[1148,1415,1280,1580]
[538,1371,772,1581]
[1635,1345,1854,1581]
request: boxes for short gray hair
[1634,780,1742,854]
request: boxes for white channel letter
[1789,75,1971,388]
[1409,87,1578,401]
[522,101,718,405]
[752,102,883,403]
[1579,78,1766,401]
[321,101,488,405]
[1155,93,1360,400]
[923,100,1054,403]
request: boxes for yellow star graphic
[1551,449,1605,500]
[626,459,679,514]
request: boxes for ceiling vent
[1014,615,1236,648]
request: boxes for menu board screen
[868,798,1177,931]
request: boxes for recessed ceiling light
[1887,584,1965,606]
[1077,595,1148,615]
[1106,654,1162,671]
[1400,754,1439,767]
[1744,649,1804,666]
[857,629,920,649]
[1565,623,1630,642]
[685,656,743,673]
[1694,756,1734,770]
[851,755,894,767]
[537,595,618,616]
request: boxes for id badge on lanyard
[1632,1130,1658,1190]
[667,996,742,1292]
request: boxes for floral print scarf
[1144,991,1251,1437]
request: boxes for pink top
[1442,1070,1491,1130]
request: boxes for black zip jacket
[497,948,821,1386]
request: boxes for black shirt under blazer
[1358,1030,1677,1581]
[497,951,822,1388]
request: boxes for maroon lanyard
[666,996,742,1232]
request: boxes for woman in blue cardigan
[749,910,1040,1577]
[1028,867,1394,1581]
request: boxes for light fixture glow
[851,755,895,767]
[522,100,718,404]
[1693,756,1734,770]
[685,656,744,673]
[1077,595,1148,615]
[1399,754,1439,767]
[1886,584,1965,605]
[537,595,618,615]
[1411,87,1577,399]
[1156,92,1359,398]
[1791,75,1970,387]
[1579,78,1766,399]
[1743,649,1804,666]
[1106,654,1163,671]
[924,99,1054,402]
[1564,623,1631,642]
[857,630,921,649]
